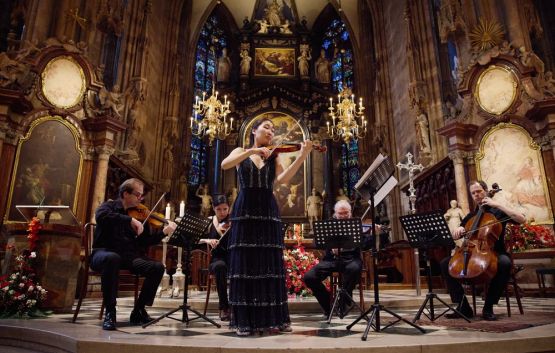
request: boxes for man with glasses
[91,178,177,330]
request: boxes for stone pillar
[90,146,114,221]
[502,0,528,49]
[323,139,334,219]
[449,151,470,214]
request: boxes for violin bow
[141,192,167,227]
[268,126,296,154]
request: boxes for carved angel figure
[98,84,125,118]
[0,53,26,88]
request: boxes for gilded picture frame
[475,123,553,224]
[41,56,86,109]
[254,48,296,77]
[5,116,84,222]
[241,112,307,220]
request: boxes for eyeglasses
[131,190,144,199]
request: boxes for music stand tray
[16,205,80,226]
[143,213,221,329]
[313,218,365,323]
[399,211,470,323]
[347,154,425,339]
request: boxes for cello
[448,183,503,284]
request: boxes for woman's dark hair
[468,180,488,191]
[212,194,228,207]
[249,118,273,146]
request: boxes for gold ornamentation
[190,87,232,146]
[41,56,86,109]
[327,88,367,143]
[468,18,505,52]
[475,65,518,115]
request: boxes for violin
[267,142,327,157]
[127,203,169,228]
[448,183,502,284]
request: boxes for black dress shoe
[130,308,154,325]
[219,308,230,321]
[102,311,116,330]
[481,310,497,321]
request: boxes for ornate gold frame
[475,122,553,224]
[4,115,84,223]
[474,65,518,116]
[41,55,86,109]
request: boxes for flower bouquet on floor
[284,245,329,297]
[506,223,555,253]
[0,217,50,318]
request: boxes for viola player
[439,180,525,321]
[91,178,177,330]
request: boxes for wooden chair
[72,223,139,322]
[330,270,365,312]
[195,245,216,316]
[536,267,555,297]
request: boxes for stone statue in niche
[298,45,311,77]
[444,200,465,249]
[196,185,212,217]
[415,107,431,154]
[315,49,331,84]
[257,19,269,34]
[0,52,27,88]
[217,48,232,83]
[161,140,174,179]
[240,49,251,76]
[335,188,350,203]
[281,20,292,34]
[306,187,323,227]
[265,0,282,26]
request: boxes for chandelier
[190,87,233,145]
[327,88,367,143]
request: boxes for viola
[448,183,502,284]
[127,203,169,228]
[267,142,327,157]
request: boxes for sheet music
[355,153,385,190]
[372,176,398,206]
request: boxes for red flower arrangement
[506,223,555,253]
[0,217,49,318]
[283,246,329,297]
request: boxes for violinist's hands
[480,196,500,208]
[332,248,339,256]
[130,218,144,236]
[250,146,271,159]
[453,226,465,240]
[163,221,177,236]
[300,140,313,156]
[208,239,219,249]
[217,222,230,233]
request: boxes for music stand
[313,218,365,323]
[399,211,471,323]
[347,154,425,340]
[16,205,80,226]
[142,212,221,329]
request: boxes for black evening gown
[228,156,290,332]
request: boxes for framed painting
[241,112,307,220]
[476,123,553,224]
[5,116,84,222]
[254,48,295,77]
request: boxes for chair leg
[505,285,512,317]
[99,303,105,320]
[471,284,477,314]
[358,281,365,312]
[203,275,212,316]
[72,270,89,323]
[537,272,545,297]
[513,281,524,315]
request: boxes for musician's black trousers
[91,249,165,312]
[209,257,229,310]
[303,257,362,315]
[440,253,511,310]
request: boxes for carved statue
[162,140,174,179]
[306,188,323,227]
[315,49,331,84]
[0,52,26,88]
[415,108,431,154]
[444,100,457,119]
[257,19,269,34]
[217,48,232,83]
[98,84,125,118]
[265,0,282,27]
[541,71,555,96]
[335,188,350,203]
[444,200,465,249]
[196,185,212,217]
[240,49,252,76]
[281,19,292,34]
[297,46,311,77]
[519,47,545,75]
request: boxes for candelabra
[327,88,367,143]
[190,87,233,145]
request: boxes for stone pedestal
[3,222,82,313]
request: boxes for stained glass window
[188,14,228,186]
[340,140,360,198]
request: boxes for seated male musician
[304,200,376,318]
[198,194,231,321]
[440,180,525,321]
[91,178,177,330]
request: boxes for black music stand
[347,154,425,340]
[142,213,221,328]
[399,211,471,323]
[313,218,364,323]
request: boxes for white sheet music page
[354,153,385,190]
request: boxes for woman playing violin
[440,180,526,321]
[221,118,312,336]
[198,194,232,321]
[91,178,177,330]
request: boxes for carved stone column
[91,146,115,220]
[449,151,470,214]
[501,0,528,49]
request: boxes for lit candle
[190,116,193,128]
[327,121,330,133]
[230,117,234,130]
[165,203,171,220]
[179,201,185,217]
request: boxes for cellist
[439,180,526,321]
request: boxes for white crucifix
[396,152,424,214]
